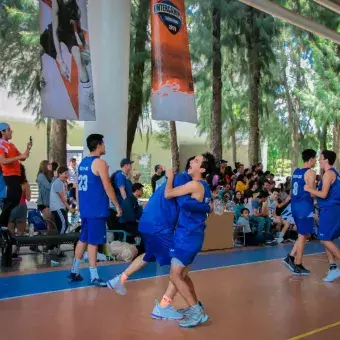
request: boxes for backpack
[28,209,47,231]
[0,172,6,200]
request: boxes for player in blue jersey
[107,156,212,320]
[163,152,215,328]
[282,149,316,276]
[304,150,340,282]
[68,134,122,286]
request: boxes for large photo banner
[150,0,197,124]
[39,0,95,121]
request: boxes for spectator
[258,180,271,195]
[0,122,31,228]
[224,166,234,187]
[49,165,74,255]
[114,158,134,204]
[237,208,261,246]
[8,164,31,259]
[68,157,78,185]
[224,191,235,212]
[249,191,271,239]
[244,180,258,198]
[36,160,54,230]
[235,164,245,178]
[262,188,289,243]
[235,174,248,195]
[151,165,164,193]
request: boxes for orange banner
[150,0,197,123]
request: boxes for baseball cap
[219,159,228,164]
[120,158,134,167]
[0,122,9,131]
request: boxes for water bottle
[214,199,224,216]
[29,223,34,237]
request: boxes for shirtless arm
[93,159,122,216]
[305,170,333,199]
[304,169,316,198]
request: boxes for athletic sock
[89,267,99,281]
[71,258,81,274]
[160,295,172,308]
[329,263,337,271]
[289,255,295,261]
[120,273,129,284]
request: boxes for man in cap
[0,122,31,227]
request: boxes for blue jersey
[291,168,314,219]
[138,172,210,235]
[317,168,340,208]
[177,180,212,234]
[78,156,109,219]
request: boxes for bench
[0,229,79,267]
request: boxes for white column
[84,0,131,171]
[261,138,268,171]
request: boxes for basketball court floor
[1,242,340,340]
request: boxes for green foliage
[0,0,41,119]
[141,183,153,199]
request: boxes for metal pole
[238,0,340,45]
[312,0,340,14]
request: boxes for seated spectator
[235,175,248,195]
[233,191,245,221]
[244,180,258,198]
[223,191,235,212]
[262,188,289,243]
[8,164,31,260]
[258,180,271,196]
[249,191,271,239]
[268,173,276,189]
[237,208,261,246]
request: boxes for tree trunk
[246,8,261,166]
[333,120,340,170]
[318,121,328,151]
[231,128,237,164]
[126,0,149,158]
[46,118,51,159]
[282,67,298,172]
[211,1,222,161]
[49,119,67,165]
[169,121,180,172]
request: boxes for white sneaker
[323,268,340,282]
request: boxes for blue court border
[0,242,331,301]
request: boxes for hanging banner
[150,0,197,124]
[39,0,95,121]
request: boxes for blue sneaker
[323,268,340,282]
[178,305,209,328]
[107,275,127,295]
[177,301,204,316]
[151,300,184,320]
[90,278,107,287]
[68,272,83,282]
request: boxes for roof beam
[312,0,340,14]
[238,0,340,45]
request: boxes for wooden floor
[1,244,340,339]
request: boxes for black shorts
[37,205,49,212]
[40,24,78,59]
